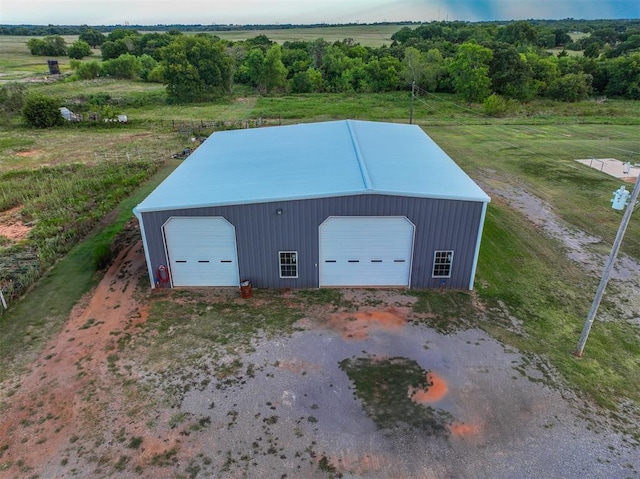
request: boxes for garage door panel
[319,217,414,287]
[164,217,239,287]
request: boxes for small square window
[432,250,453,278]
[279,251,298,278]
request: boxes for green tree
[79,28,105,48]
[22,94,64,128]
[262,44,288,93]
[100,40,130,60]
[489,43,535,100]
[364,55,401,92]
[605,53,640,99]
[401,47,428,88]
[290,67,324,93]
[67,40,92,59]
[450,43,493,102]
[161,35,233,102]
[26,35,67,56]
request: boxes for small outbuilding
[134,120,490,290]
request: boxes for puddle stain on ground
[409,371,449,404]
[327,307,408,340]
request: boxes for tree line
[5,19,640,127]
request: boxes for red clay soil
[409,371,449,404]
[0,242,167,477]
[0,206,30,242]
[326,307,409,340]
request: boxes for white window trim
[432,250,453,278]
[279,251,298,279]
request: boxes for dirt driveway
[0,237,638,479]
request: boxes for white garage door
[319,216,414,287]
[163,217,239,287]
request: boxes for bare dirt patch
[0,206,30,242]
[0,242,153,477]
[14,150,42,157]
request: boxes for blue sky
[1,0,638,25]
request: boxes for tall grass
[0,159,162,300]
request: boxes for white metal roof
[134,120,490,214]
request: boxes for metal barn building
[133,120,490,290]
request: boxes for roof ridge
[346,120,373,191]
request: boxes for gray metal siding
[139,194,484,289]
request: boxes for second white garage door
[319,216,414,287]
[163,217,239,287]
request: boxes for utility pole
[410,81,415,125]
[574,172,640,357]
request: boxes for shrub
[68,40,92,59]
[22,94,64,128]
[483,93,509,117]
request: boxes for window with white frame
[279,251,298,278]
[432,250,453,278]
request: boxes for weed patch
[340,356,452,434]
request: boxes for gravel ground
[177,322,639,479]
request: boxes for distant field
[208,24,403,46]
[0,35,82,81]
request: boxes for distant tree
[26,35,67,56]
[553,28,572,47]
[161,35,233,102]
[67,40,92,59]
[107,28,139,41]
[22,94,64,128]
[79,28,105,48]
[498,21,538,46]
[100,40,130,60]
[583,43,600,58]
[450,43,493,102]
[391,26,416,44]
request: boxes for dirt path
[0,242,151,477]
